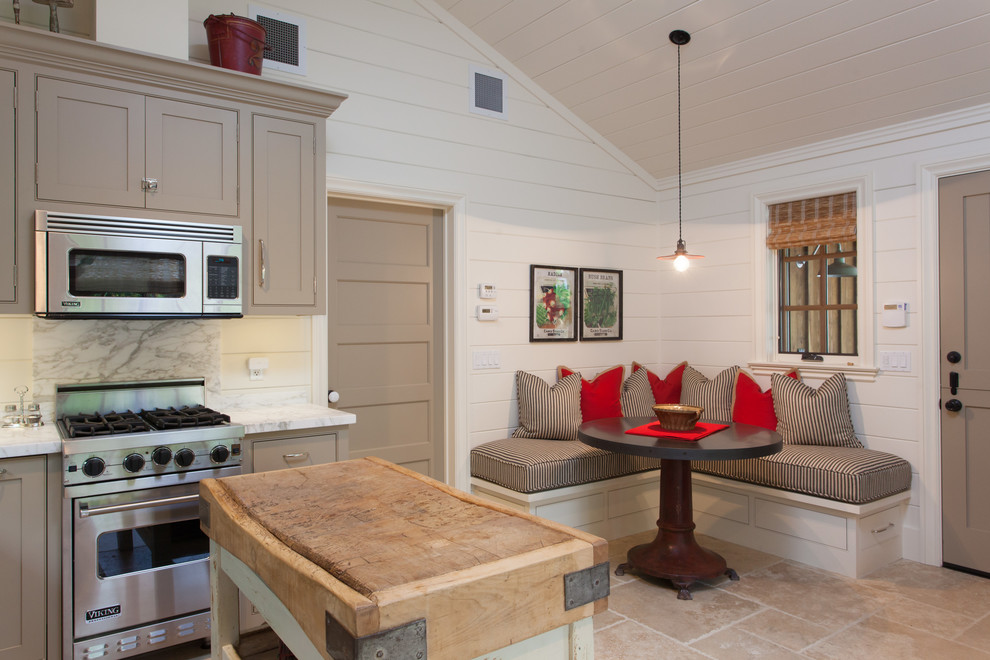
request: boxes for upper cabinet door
[36,77,145,207]
[146,98,238,216]
[36,78,238,216]
[252,115,319,311]
[0,69,14,303]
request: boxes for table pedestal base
[615,458,739,599]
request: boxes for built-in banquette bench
[470,364,912,579]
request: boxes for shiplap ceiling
[437,0,990,181]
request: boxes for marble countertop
[0,423,61,459]
[227,404,356,435]
[0,405,356,459]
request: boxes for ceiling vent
[470,66,507,120]
[250,5,307,75]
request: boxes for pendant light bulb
[658,29,704,269]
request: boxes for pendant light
[658,29,703,271]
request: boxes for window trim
[750,177,876,380]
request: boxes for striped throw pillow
[512,370,582,441]
[620,367,655,417]
[771,372,863,448]
[681,365,740,423]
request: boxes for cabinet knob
[141,177,159,192]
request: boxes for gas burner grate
[63,411,151,437]
[140,406,231,430]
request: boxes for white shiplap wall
[186,0,662,471]
[657,101,990,564]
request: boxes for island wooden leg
[617,458,734,599]
[210,539,242,659]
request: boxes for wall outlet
[248,356,269,380]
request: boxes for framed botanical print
[579,268,622,340]
[529,265,578,341]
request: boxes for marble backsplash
[32,317,221,416]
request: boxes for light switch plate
[472,350,501,370]
[879,351,911,372]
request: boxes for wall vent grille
[470,66,507,119]
[250,5,307,75]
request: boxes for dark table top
[578,417,783,461]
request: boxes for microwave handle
[259,239,268,289]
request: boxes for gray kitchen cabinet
[0,69,13,303]
[0,455,47,660]
[249,428,347,473]
[36,77,238,216]
[251,115,326,314]
[0,23,345,315]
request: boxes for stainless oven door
[71,479,214,638]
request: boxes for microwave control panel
[207,255,239,299]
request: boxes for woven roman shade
[766,192,856,250]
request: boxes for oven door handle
[79,493,199,518]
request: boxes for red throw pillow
[732,369,799,430]
[632,361,686,404]
[557,365,624,422]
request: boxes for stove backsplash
[32,317,221,419]
[0,315,316,421]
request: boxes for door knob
[947,351,961,364]
[945,399,963,412]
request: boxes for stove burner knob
[82,457,106,478]
[152,447,173,466]
[174,448,196,468]
[210,445,231,464]
[123,453,145,473]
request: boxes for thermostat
[479,282,497,299]
[476,305,498,321]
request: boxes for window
[767,192,858,358]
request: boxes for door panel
[36,77,144,207]
[146,98,238,215]
[939,169,990,574]
[252,116,316,308]
[329,198,444,479]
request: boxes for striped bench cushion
[692,444,911,504]
[470,437,663,494]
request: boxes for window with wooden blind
[768,192,858,357]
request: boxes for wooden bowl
[652,404,703,431]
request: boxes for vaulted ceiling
[437,0,990,180]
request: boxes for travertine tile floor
[598,530,990,659]
[175,530,990,659]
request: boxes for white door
[328,198,445,479]
[939,169,990,575]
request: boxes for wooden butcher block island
[200,457,609,660]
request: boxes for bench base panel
[471,472,910,579]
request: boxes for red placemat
[625,421,729,441]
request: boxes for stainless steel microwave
[35,210,242,319]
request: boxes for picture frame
[579,268,623,340]
[529,265,578,342]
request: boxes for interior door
[328,198,445,479]
[939,169,990,575]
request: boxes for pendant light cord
[676,40,682,242]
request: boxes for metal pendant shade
[658,29,703,271]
